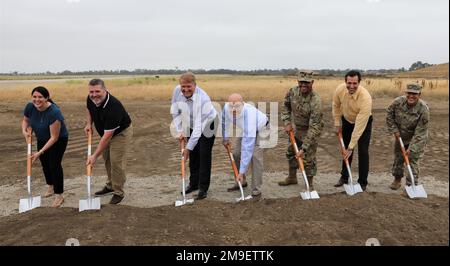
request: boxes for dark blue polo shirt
[23,102,69,142]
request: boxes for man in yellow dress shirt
[332,70,373,191]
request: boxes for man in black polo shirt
[85,79,133,204]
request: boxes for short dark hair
[89,78,106,89]
[31,86,54,104]
[345,70,362,82]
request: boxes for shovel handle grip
[396,136,410,165]
[225,144,240,179]
[26,127,32,144]
[180,138,186,179]
[289,130,305,172]
[181,152,185,179]
[180,137,185,151]
[86,129,92,176]
[87,164,92,177]
[26,127,32,177]
[87,128,92,147]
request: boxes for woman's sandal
[51,196,64,208]
[44,187,54,198]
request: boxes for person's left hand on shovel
[86,155,97,166]
[295,149,305,159]
[182,148,190,161]
[30,150,43,164]
[237,173,245,184]
[343,148,353,160]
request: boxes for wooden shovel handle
[336,131,350,165]
[225,144,239,179]
[86,129,92,176]
[289,130,305,172]
[86,164,92,177]
[26,127,32,177]
[396,135,410,165]
[180,138,186,179]
[87,128,92,146]
[180,137,185,151]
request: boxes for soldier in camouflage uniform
[278,70,324,189]
[386,83,429,190]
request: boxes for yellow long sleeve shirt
[332,83,372,149]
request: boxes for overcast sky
[0,0,448,73]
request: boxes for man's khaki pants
[102,125,133,197]
[232,135,264,196]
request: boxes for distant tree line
[0,68,406,77]
[1,61,433,77]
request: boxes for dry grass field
[1,74,448,104]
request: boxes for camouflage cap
[406,83,422,94]
[297,70,314,82]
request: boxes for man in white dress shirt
[170,72,218,200]
[222,93,268,197]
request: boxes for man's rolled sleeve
[349,96,372,149]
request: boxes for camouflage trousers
[286,127,318,177]
[392,141,424,185]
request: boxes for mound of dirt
[0,192,447,246]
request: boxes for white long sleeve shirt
[170,85,217,151]
[222,103,268,174]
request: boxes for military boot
[278,168,298,186]
[389,176,402,190]
[307,176,314,190]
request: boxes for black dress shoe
[334,178,348,187]
[95,186,114,196]
[109,194,124,204]
[195,191,207,200]
[182,185,198,195]
[360,184,367,191]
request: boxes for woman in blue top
[21,86,69,208]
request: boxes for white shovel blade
[405,185,427,199]
[235,195,253,202]
[185,198,194,204]
[344,183,363,196]
[175,198,194,207]
[79,197,101,212]
[175,200,183,207]
[300,190,320,200]
[19,196,41,213]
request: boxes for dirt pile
[0,192,447,246]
